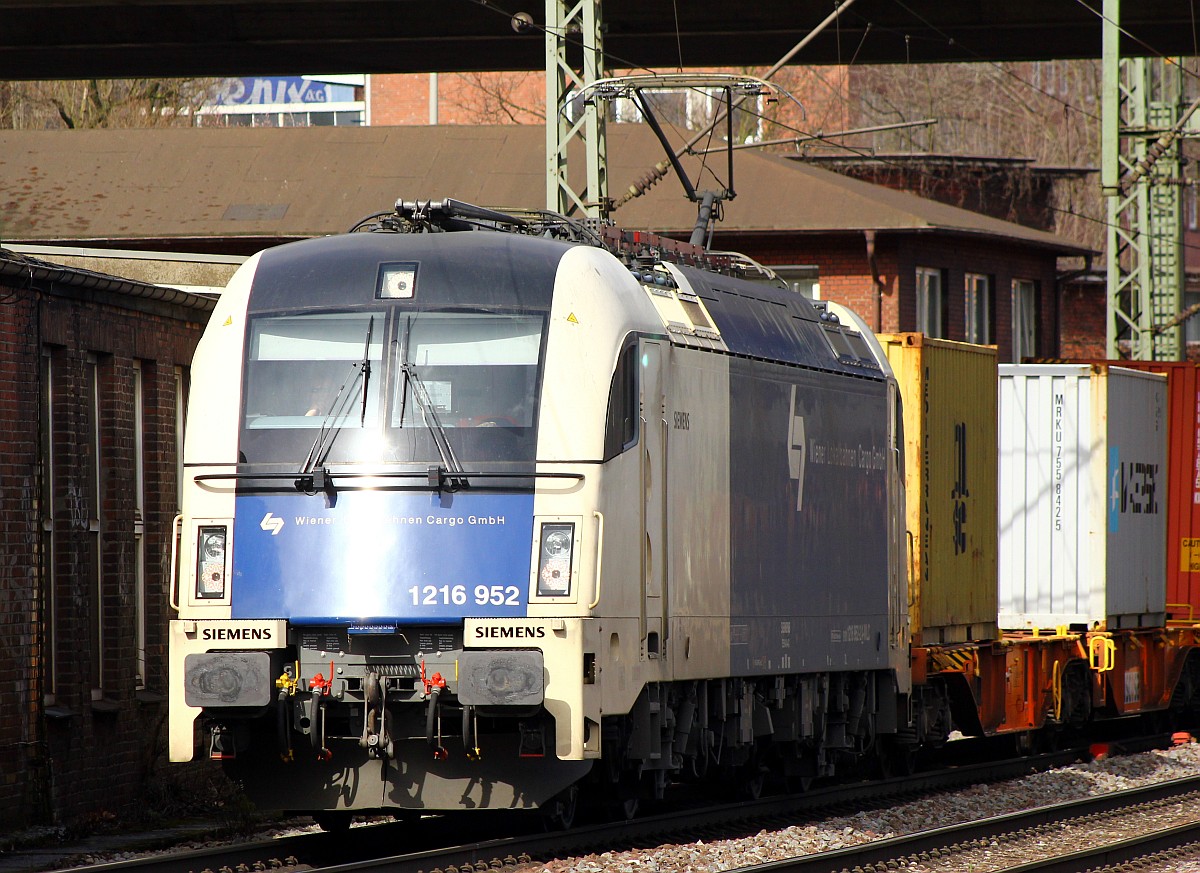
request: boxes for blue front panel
[231,491,533,623]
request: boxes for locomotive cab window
[392,314,541,429]
[243,312,384,430]
[603,338,640,461]
[239,309,545,465]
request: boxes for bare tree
[843,60,1104,251]
[0,78,223,129]
[440,72,546,124]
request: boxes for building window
[1189,184,1198,232]
[916,267,945,337]
[1185,290,1200,344]
[1013,279,1039,361]
[84,355,104,699]
[965,273,992,345]
[133,361,147,689]
[40,349,59,705]
[773,265,820,298]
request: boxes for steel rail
[721,775,1200,873]
[48,738,1180,873]
[1001,821,1200,872]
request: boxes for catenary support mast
[1103,0,1185,360]
[545,0,608,217]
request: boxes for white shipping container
[998,364,1167,630]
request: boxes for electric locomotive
[168,199,911,825]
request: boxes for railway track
[718,774,1200,873]
[1002,822,1200,873]
[48,740,1159,873]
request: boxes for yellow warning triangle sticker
[223,316,233,326]
[567,313,579,324]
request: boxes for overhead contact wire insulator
[614,161,672,208]
[1121,92,1200,190]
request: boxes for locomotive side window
[844,330,882,370]
[820,325,882,371]
[603,339,640,461]
[243,312,383,430]
[822,325,854,360]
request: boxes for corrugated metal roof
[0,125,1089,255]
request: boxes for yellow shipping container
[879,334,999,645]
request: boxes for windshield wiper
[298,317,374,495]
[396,317,467,490]
[399,359,467,489]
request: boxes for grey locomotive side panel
[665,347,732,679]
[728,360,890,675]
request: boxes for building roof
[0,248,217,312]
[798,152,1096,178]
[0,125,1090,256]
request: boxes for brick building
[364,65,842,136]
[801,154,1092,233]
[369,72,544,125]
[0,122,1092,828]
[0,249,213,828]
[0,124,1089,363]
[684,156,1088,361]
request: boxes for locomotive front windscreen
[239,310,545,466]
[244,312,385,431]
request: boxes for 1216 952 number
[408,584,521,607]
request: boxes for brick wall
[370,73,545,125]
[0,287,45,825]
[712,230,1063,361]
[0,271,208,830]
[368,65,851,130]
[1059,279,1106,360]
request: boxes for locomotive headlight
[196,525,228,600]
[537,522,575,597]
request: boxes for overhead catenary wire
[1068,0,1200,86]
[468,0,1200,263]
[607,0,861,212]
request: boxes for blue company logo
[1109,445,1120,534]
[260,512,283,535]
[1108,446,1159,534]
[788,385,806,511]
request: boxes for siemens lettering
[474,625,546,640]
[202,627,274,641]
